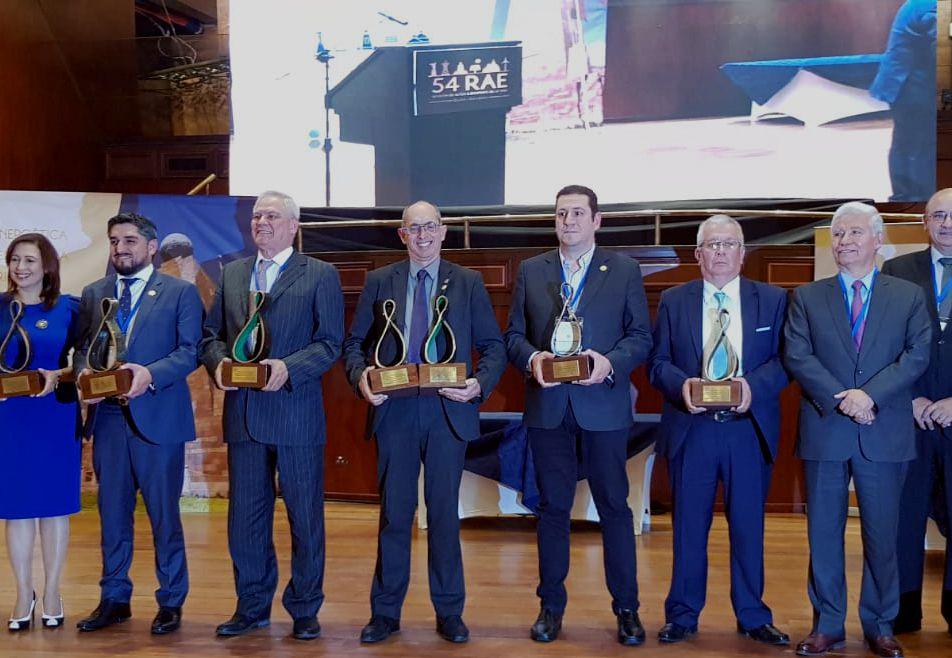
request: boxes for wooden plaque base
[689,379,742,408]
[0,370,43,398]
[541,355,592,383]
[222,361,270,388]
[418,363,467,395]
[78,369,133,399]
[369,364,419,397]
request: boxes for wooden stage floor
[1,502,949,657]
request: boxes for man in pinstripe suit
[200,190,344,641]
[343,200,506,644]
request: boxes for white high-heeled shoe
[8,593,36,632]
[42,596,64,629]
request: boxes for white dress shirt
[249,246,294,293]
[702,276,743,376]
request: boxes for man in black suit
[200,190,344,641]
[505,185,653,645]
[343,200,506,644]
[882,187,952,635]
[784,202,931,658]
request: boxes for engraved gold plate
[1,375,30,395]
[701,384,733,404]
[229,366,261,384]
[424,366,459,384]
[379,369,410,388]
[551,360,581,379]
[89,375,117,396]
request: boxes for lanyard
[933,261,952,311]
[560,258,591,309]
[837,269,877,341]
[115,278,146,334]
[252,257,292,292]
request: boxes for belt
[707,410,746,423]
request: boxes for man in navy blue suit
[785,202,931,658]
[505,185,652,645]
[343,200,506,644]
[201,191,344,641]
[648,215,789,646]
[74,212,204,635]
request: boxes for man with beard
[74,212,204,635]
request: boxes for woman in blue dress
[1,233,80,631]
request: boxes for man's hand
[530,351,561,388]
[260,359,289,392]
[913,396,934,430]
[358,366,388,406]
[732,377,752,414]
[681,377,708,414]
[213,358,238,392]
[439,377,481,402]
[834,389,875,422]
[577,349,612,386]
[77,368,104,405]
[926,397,952,429]
[33,368,60,398]
[120,362,153,399]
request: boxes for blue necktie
[710,291,729,379]
[407,269,430,364]
[118,277,135,333]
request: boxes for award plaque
[78,298,133,399]
[419,294,467,394]
[689,303,742,408]
[541,283,592,383]
[0,299,44,398]
[368,299,419,396]
[222,291,271,388]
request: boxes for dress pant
[665,415,773,629]
[371,395,467,619]
[227,439,325,620]
[92,403,188,607]
[528,402,638,615]
[896,427,952,628]
[804,455,908,639]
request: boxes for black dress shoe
[738,622,790,645]
[530,609,562,642]
[76,600,131,632]
[292,616,321,640]
[436,615,469,643]
[360,615,400,643]
[657,621,697,643]
[215,613,270,637]
[151,607,181,635]
[865,634,904,658]
[616,609,646,646]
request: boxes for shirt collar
[409,258,441,281]
[119,263,153,285]
[702,275,740,303]
[559,245,595,272]
[839,267,876,291]
[256,246,294,268]
[931,246,952,267]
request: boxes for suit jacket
[200,251,344,446]
[783,272,932,462]
[342,259,506,441]
[74,271,203,444]
[648,278,789,462]
[505,247,652,431]
[869,1,937,106]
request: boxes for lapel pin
[35,319,49,330]
[147,289,157,297]
[441,278,449,292]
[599,264,608,272]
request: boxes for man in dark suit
[505,184,652,645]
[342,200,506,644]
[881,187,952,635]
[74,212,203,635]
[784,202,932,658]
[648,215,789,646]
[200,191,344,641]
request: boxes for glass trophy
[223,291,271,388]
[689,305,741,408]
[542,283,592,383]
[418,294,467,393]
[368,299,419,395]
[0,299,44,398]
[78,298,133,399]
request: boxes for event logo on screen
[413,44,522,116]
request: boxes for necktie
[851,280,866,351]
[256,259,274,293]
[939,257,952,323]
[118,277,135,332]
[407,269,430,364]
[709,291,729,379]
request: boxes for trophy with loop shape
[78,298,133,399]
[368,298,419,395]
[223,291,271,388]
[689,303,742,408]
[419,294,466,393]
[541,282,592,383]
[0,299,44,398]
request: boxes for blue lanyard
[933,261,952,311]
[560,258,591,309]
[115,278,146,334]
[837,269,877,340]
[252,257,292,292]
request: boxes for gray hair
[696,214,744,246]
[831,201,884,236]
[402,200,442,224]
[255,190,300,220]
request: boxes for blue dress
[0,294,80,519]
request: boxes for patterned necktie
[118,277,135,332]
[939,257,952,323]
[851,279,866,351]
[256,259,274,293]
[709,291,730,379]
[407,269,430,364]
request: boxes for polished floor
[0,502,949,657]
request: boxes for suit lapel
[125,271,163,350]
[235,257,255,320]
[686,279,704,361]
[858,274,889,361]
[266,252,306,305]
[390,260,410,334]
[575,247,610,317]
[739,277,758,367]
[912,248,942,331]
[824,276,858,361]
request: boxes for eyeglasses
[928,210,952,223]
[401,222,440,236]
[700,239,742,251]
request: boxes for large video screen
[229,0,937,207]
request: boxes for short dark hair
[5,232,61,309]
[107,212,158,242]
[555,184,598,215]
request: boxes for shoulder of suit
[521,250,557,269]
[222,255,254,275]
[882,250,924,274]
[152,270,195,290]
[744,277,786,298]
[879,272,925,297]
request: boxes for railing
[187,173,218,196]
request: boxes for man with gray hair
[649,214,790,645]
[784,202,931,658]
[201,190,344,641]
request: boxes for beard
[112,256,148,276]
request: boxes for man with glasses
[648,215,790,646]
[343,200,506,644]
[882,188,952,636]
